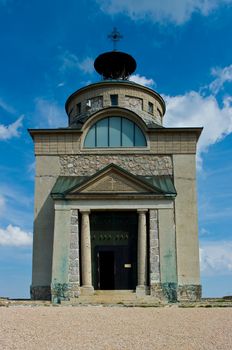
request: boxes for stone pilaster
[149,209,164,300]
[136,209,148,296]
[68,209,80,298]
[51,207,71,303]
[80,209,94,295]
[149,209,160,283]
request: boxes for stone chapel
[29,38,202,303]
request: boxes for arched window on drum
[84,116,147,148]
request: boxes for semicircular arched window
[84,117,147,148]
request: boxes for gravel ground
[0,306,232,350]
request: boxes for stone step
[61,290,162,306]
[94,290,134,295]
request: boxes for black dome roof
[94,51,136,80]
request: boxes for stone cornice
[28,126,203,140]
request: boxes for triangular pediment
[68,164,161,195]
[51,164,177,200]
[79,171,149,193]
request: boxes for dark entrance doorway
[91,211,137,290]
[98,251,115,289]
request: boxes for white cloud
[200,228,209,236]
[0,98,16,114]
[34,98,66,128]
[164,92,232,166]
[60,51,94,75]
[57,82,65,88]
[28,161,35,174]
[0,224,32,247]
[27,161,35,181]
[0,183,33,229]
[97,0,232,24]
[0,116,24,140]
[200,241,232,276]
[209,64,232,94]
[78,57,95,74]
[0,184,33,208]
[129,74,155,87]
[163,63,232,166]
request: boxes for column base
[136,285,148,297]
[80,285,94,296]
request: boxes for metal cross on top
[108,27,123,51]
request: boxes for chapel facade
[29,43,202,303]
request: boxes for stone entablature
[65,81,165,127]
[32,129,199,155]
[59,155,173,176]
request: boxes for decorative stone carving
[89,96,103,110]
[60,155,173,176]
[124,96,143,110]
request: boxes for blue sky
[0,0,232,298]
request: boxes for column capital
[80,209,91,214]
[137,209,148,213]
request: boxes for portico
[50,163,177,301]
[79,209,146,295]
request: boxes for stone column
[136,209,148,296]
[80,209,94,295]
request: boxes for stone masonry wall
[67,83,164,127]
[60,154,173,176]
[33,132,197,155]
